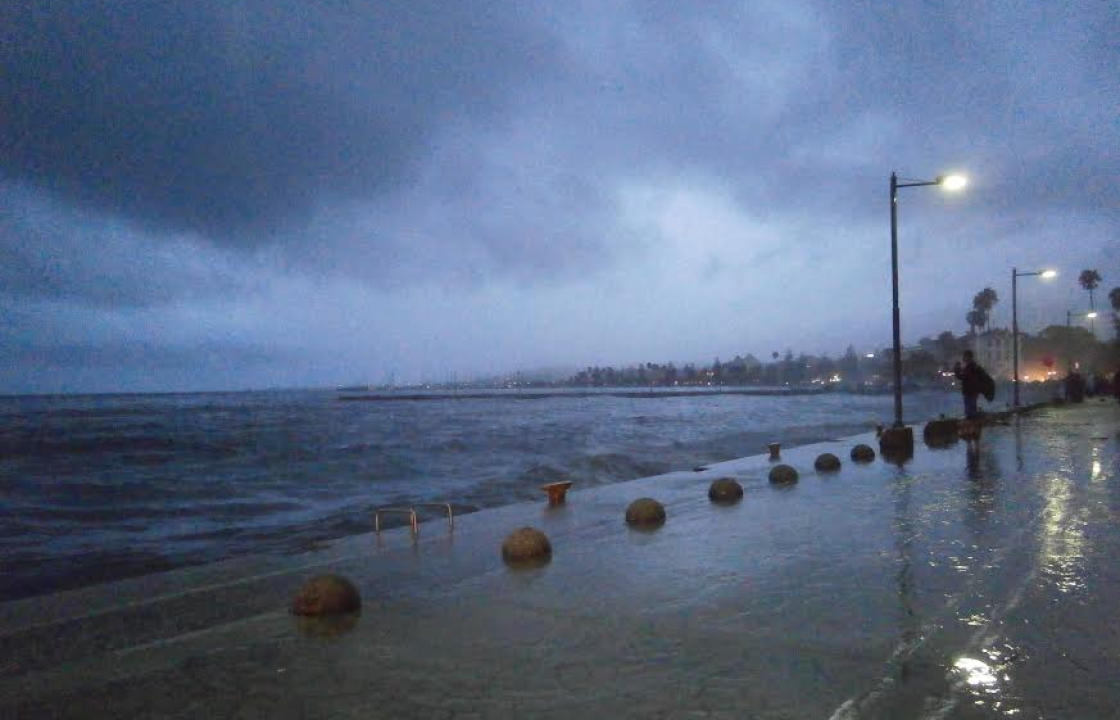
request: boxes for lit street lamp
[1064,309,1097,372]
[1011,268,1057,407]
[1067,309,1098,325]
[884,171,967,455]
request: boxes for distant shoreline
[337,387,833,402]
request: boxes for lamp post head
[1039,269,1057,279]
[938,174,968,191]
[1087,311,1098,319]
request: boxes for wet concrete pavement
[2,401,1118,718]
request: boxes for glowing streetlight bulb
[1040,269,1057,279]
[1087,311,1098,319]
[939,174,967,191]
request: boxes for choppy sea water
[0,387,1044,600]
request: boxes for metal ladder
[373,502,454,537]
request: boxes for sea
[0,386,1048,601]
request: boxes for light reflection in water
[1038,473,1088,594]
[951,645,1024,716]
[953,656,999,690]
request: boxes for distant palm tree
[1080,269,1102,336]
[1079,269,1101,309]
[966,309,986,335]
[972,287,999,331]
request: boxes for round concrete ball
[814,453,841,472]
[295,612,360,640]
[625,497,667,528]
[501,526,552,565]
[708,477,744,504]
[768,464,799,484]
[291,574,362,616]
[851,444,876,463]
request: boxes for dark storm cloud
[6,0,1115,270]
[1,339,281,371]
[0,185,253,306]
[1,0,557,241]
[2,0,1118,393]
[0,336,301,394]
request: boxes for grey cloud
[0,338,302,394]
[7,0,1114,287]
[2,1,1118,394]
[5,0,1117,236]
[2,339,282,371]
[0,185,256,306]
[1,0,558,243]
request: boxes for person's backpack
[981,368,995,402]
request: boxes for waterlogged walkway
[1,402,1118,718]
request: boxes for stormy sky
[2,1,1117,393]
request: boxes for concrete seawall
[2,401,1118,718]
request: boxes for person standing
[1065,369,1086,403]
[953,350,994,419]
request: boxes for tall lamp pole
[888,172,967,430]
[1064,309,1097,373]
[1011,267,1057,408]
[1065,310,1072,374]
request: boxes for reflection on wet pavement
[1,403,1118,718]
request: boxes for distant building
[971,328,1014,380]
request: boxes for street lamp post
[1011,267,1057,408]
[885,171,967,456]
[1065,310,1073,374]
[1065,309,1097,372]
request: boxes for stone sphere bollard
[851,444,876,463]
[814,453,841,472]
[291,574,362,616]
[501,527,552,566]
[708,477,744,504]
[295,612,360,639]
[768,464,798,484]
[625,497,666,528]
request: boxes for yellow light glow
[940,174,968,191]
[1040,269,1057,279]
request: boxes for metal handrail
[373,507,417,535]
[413,502,454,531]
[373,503,455,535]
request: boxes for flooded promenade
[2,401,1118,718]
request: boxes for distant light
[1086,311,1098,318]
[1040,269,1057,279]
[865,353,875,358]
[939,174,968,191]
